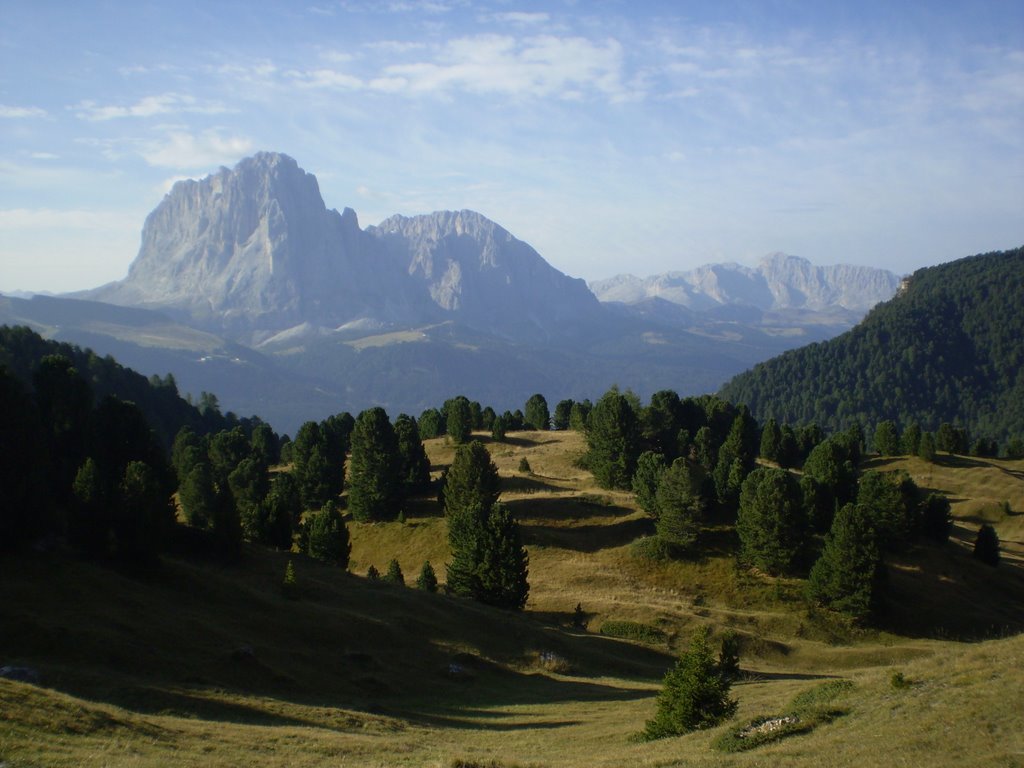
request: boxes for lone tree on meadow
[642,626,738,740]
[348,407,401,522]
[736,466,807,575]
[443,396,473,444]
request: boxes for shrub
[518,457,532,473]
[641,626,738,740]
[600,620,666,645]
[282,560,298,599]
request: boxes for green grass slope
[2,431,1024,766]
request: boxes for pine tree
[655,458,704,554]
[856,470,919,551]
[973,524,1000,566]
[418,408,444,439]
[902,422,922,456]
[444,396,473,444]
[477,503,530,609]
[632,450,667,518]
[443,441,500,519]
[384,558,405,585]
[259,472,301,549]
[179,460,217,529]
[736,467,806,575]
[348,407,401,522]
[306,500,350,568]
[873,420,901,456]
[366,564,380,580]
[918,432,937,463]
[553,399,574,430]
[394,413,431,493]
[642,626,738,739]
[585,388,641,490]
[919,493,952,543]
[416,560,439,592]
[524,393,550,431]
[807,503,884,620]
[759,417,782,462]
[282,560,298,598]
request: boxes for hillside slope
[719,246,1024,441]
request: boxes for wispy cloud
[140,129,255,169]
[0,105,47,118]
[74,93,231,121]
[380,34,631,100]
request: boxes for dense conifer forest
[719,247,1024,443]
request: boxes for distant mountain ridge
[590,253,900,312]
[0,151,915,432]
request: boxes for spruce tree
[856,470,919,551]
[418,408,444,439]
[416,560,439,592]
[919,493,952,543]
[736,467,806,575]
[475,503,529,609]
[759,417,782,463]
[632,451,667,518]
[394,413,431,493]
[348,407,401,522]
[179,460,217,529]
[444,396,473,444]
[874,420,901,456]
[443,441,500,519]
[807,503,884,620]
[306,500,350,568]
[918,432,937,463]
[654,458,704,554]
[524,393,550,431]
[642,626,738,740]
[384,558,405,585]
[553,399,574,430]
[585,388,641,490]
[259,472,301,549]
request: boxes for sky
[1,0,1022,293]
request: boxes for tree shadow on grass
[520,517,654,553]
[501,475,566,495]
[504,494,632,523]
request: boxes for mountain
[719,246,1024,442]
[591,253,900,314]
[0,151,900,433]
[87,152,600,344]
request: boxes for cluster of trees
[720,246,1024,445]
[571,385,981,622]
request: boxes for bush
[600,620,666,645]
[518,457,532,473]
[282,560,298,599]
[630,535,673,562]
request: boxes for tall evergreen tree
[524,393,550,431]
[475,503,530,609]
[759,417,782,463]
[919,493,952,543]
[259,472,302,549]
[418,408,444,439]
[973,524,1000,566]
[807,503,884,620]
[902,422,922,456]
[348,407,401,522]
[394,413,431,493]
[568,399,591,431]
[655,458,704,553]
[737,467,807,575]
[306,500,350,567]
[632,451,667,518]
[552,399,574,430]
[643,390,684,460]
[873,420,901,456]
[416,560,439,592]
[443,441,501,519]
[179,460,217,529]
[585,388,641,490]
[856,470,919,551]
[444,396,473,444]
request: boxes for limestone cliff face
[88,153,598,341]
[591,253,900,312]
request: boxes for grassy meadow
[2,430,1023,767]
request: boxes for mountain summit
[88,152,599,342]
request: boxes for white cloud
[289,68,364,90]
[484,11,550,26]
[29,152,59,160]
[74,93,230,121]
[0,105,47,118]
[140,130,255,169]
[379,34,631,100]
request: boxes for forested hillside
[719,247,1024,443]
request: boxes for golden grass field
[2,430,1023,767]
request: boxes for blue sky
[1,0,1022,292]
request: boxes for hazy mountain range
[2,152,900,432]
